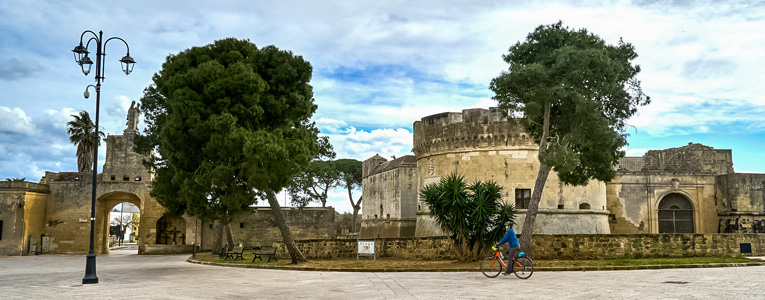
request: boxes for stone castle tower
[411,108,610,236]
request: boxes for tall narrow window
[515,189,531,209]
[0,220,3,240]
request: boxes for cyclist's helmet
[504,221,512,227]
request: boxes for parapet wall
[640,143,733,175]
[296,234,765,260]
[413,107,531,157]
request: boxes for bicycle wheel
[481,256,503,278]
[514,257,533,279]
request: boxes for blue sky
[1,0,764,212]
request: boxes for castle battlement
[412,107,534,157]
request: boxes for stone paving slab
[1,248,764,299]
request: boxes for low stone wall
[532,234,765,259]
[144,244,193,254]
[296,234,765,260]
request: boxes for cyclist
[493,221,520,275]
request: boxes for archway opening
[96,192,141,254]
[658,193,694,233]
[156,215,186,245]
[108,202,140,253]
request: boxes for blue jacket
[497,228,520,248]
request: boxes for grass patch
[536,256,755,267]
[192,252,758,271]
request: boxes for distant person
[494,221,520,275]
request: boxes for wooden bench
[224,247,245,261]
[252,246,278,263]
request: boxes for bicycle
[481,248,533,279]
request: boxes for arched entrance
[658,193,694,233]
[96,192,142,254]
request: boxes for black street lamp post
[72,30,135,285]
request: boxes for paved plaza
[1,246,764,299]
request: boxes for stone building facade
[360,154,418,238]
[362,107,765,238]
[608,143,765,235]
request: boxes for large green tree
[135,38,327,263]
[334,158,362,232]
[420,173,515,262]
[287,160,340,208]
[490,22,650,253]
[67,111,104,173]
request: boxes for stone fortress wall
[410,107,610,236]
[362,107,765,239]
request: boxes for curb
[186,258,765,272]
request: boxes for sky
[1,0,764,213]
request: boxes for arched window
[579,203,590,210]
[658,194,694,233]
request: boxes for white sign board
[357,239,376,261]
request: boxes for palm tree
[420,172,515,261]
[67,111,104,173]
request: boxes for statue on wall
[127,101,140,130]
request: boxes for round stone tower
[412,107,610,236]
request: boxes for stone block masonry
[296,233,765,260]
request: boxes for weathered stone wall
[608,143,733,234]
[102,131,153,183]
[361,155,418,238]
[0,182,50,256]
[716,173,765,233]
[642,143,733,175]
[0,181,49,256]
[296,234,765,260]
[199,207,334,250]
[412,108,610,236]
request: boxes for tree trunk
[471,240,481,261]
[265,189,307,264]
[224,222,234,251]
[518,162,551,254]
[212,220,223,255]
[351,205,360,233]
[348,186,362,232]
[518,100,553,255]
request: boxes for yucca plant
[420,172,515,261]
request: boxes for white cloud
[43,107,77,130]
[315,118,349,134]
[625,148,647,157]
[2,0,765,180]
[0,106,35,135]
[322,125,413,161]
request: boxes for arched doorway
[96,192,142,254]
[658,193,694,233]
[156,215,186,245]
[109,202,140,251]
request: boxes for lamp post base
[82,252,98,284]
